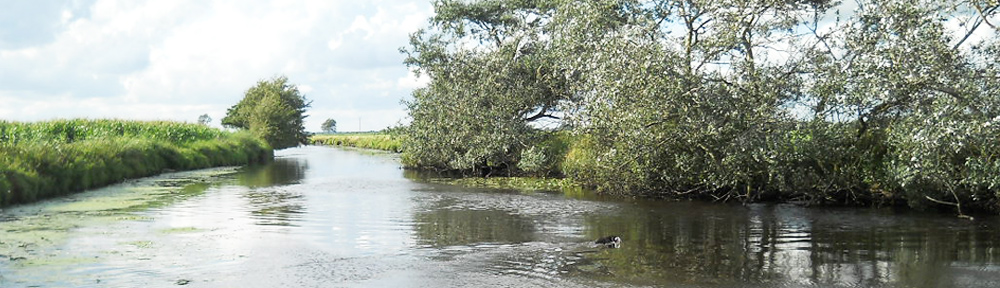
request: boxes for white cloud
[0,0,433,132]
[397,70,429,90]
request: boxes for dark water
[3,146,1000,287]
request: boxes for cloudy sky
[0,0,433,132]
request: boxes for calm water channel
[3,146,1000,287]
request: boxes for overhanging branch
[525,111,560,122]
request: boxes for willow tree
[801,0,1000,213]
[401,0,571,175]
[551,0,834,198]
[402,0,1000,213]
[222,76,311,150]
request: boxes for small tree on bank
[321,118,337,133]
[197,114,212,126]
[222,75,311,149]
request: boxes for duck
[595,235,622,248]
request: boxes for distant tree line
[401,0,1000,214]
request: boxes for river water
[2,146,1000,287]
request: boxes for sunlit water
[3,146,1000,287]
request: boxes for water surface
[2,146,1000,287]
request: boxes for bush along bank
[0,119,273,206]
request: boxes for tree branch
[924,195,958,206]
[524,106,560,122]
[953,17,984,50]
[925,195,974,220]
[974,3,999,31]
[525,113,559,122]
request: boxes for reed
[0,119,272,206]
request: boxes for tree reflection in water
[237,157,308,188]
[406,183,1000,287]
[228,149,1000,287]
[237,157,309,226]
[578,201,1000,287]
[413,205,535,247]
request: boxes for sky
[0,0,433,132]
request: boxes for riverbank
[308,134,569,193]
[314,130,1000,216]
[0,119,272,206]
[309,133,402,152]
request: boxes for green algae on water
[159,227,201,234]
[434,177,580,193]
[0,167,237,274]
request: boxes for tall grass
[0,119,272,206]
[310,133,402,152]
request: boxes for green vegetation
[160,227,202,234]
[0,119,272,206]
[310,133,402,152]
[401,0,568,175]
[401,0,1000,215]
[222,75,312,150]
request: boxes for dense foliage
[401,0,570,175]
[223,76,312,150]
[0,119,272,206]
[402,0,1000,214]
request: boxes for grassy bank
[309,133,402,152]
[0,119,273,206]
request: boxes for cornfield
[0,119,225,146]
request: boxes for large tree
[402,0,1000,213]
[800,0,1000,214]
[547,0,835,196]
[222,76,311,150]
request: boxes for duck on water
[595,236,622,248]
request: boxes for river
[2,146,1000,287]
